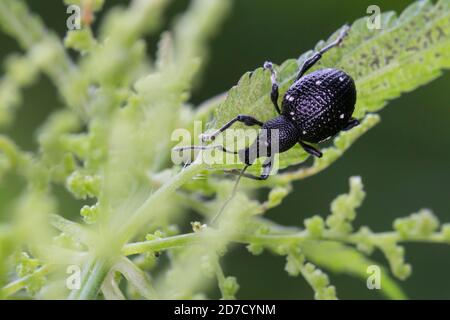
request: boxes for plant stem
[123,233,201,255]
[122,228,450,256]
[69,257,111,300]
[74,159,206,300]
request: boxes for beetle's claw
[263,61,273,70]
[200,133,215,142]
[342,24,350,34]
[338,25,350,44]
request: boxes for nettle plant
[0,0,450,300]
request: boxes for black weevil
[177,25,358,180]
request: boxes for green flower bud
[64,29,96,52]
[80,203,99,224]
[393,209,439,239]
[284,247,304,277]
[246,243,264,256]
[304,215,325,237]
[66,171,101,199]
[222,276,239,300]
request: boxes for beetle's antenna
[210,165,249,226]
[174,145,238,155]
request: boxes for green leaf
[327,0,449,117]
[208,0,450,172]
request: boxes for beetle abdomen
[281,68,356,143]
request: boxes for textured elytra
[282,68,356,143]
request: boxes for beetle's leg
[299,140,323,158]
[263,61,281,114]
[342,118,359,131]
[296,25,350,80]
[201,114,263,142]
[225,156,273,180]
[174,144,238,154]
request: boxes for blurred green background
[1,0,449,299]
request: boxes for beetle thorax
[238,115,300,165]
